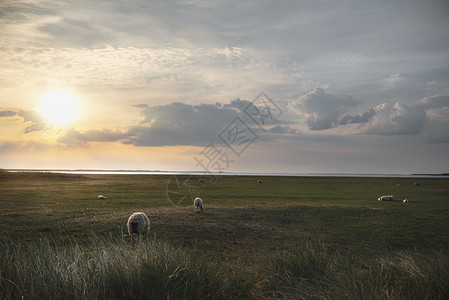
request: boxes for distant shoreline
[2,169,449,178]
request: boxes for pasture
[1,171,448,299]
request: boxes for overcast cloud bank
[3,91,448,149]
[288,89,449,142]
[1,0,448,173]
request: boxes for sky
[1,0,449,174]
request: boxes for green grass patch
[1,171,448,298]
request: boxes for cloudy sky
[1,0,449,174]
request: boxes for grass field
[1,171,448,299]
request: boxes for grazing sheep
[378,195,393,201]
[403,199,409,203]
[98,195,107,200]
[257,180,263,184]
[194,197,204,213]
[199,179,205,183]
[127,212,150,235]
[414,182,421,187]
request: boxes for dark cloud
[128,99,289,146]
[288,88,361,130]
[0,109,48,133]
[267,125,300,134]
[289,89,449,142]
[0,110,17,117]
[126,101,251,147]
[223,98,254,112]
[339,108,376,125]
[58,99,294,147]
[24,122,46,134]
[53,92,449,148]
[133,102,237,145]
[131,104,149,108]
[57,102,241,147]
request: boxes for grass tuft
[0,235,250,299]
[257,244,449,299]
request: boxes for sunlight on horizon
[39,89,80,125]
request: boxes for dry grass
[1,171,448,298]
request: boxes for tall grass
[257,243,449,300]
[1,237,448,299]
[2,173,448,298]
[0,235,249,299]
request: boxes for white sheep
[403,199,409,203]
[98,195,107,200]
[378,195,393,201]
[194,197,204,213]
[127,212,150,235]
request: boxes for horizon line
[2,168,448,177]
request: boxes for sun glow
[39,89,80,125]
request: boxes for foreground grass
[258,244,449,299]
[0,235,249,299]
[1,236,447,299]
[1,171,448,298]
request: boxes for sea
[4,169,449,178]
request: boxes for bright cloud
[361,102,426,136]
[0,46,260,87]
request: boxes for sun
[39,89,80,125]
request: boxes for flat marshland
[1,172,448,299]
